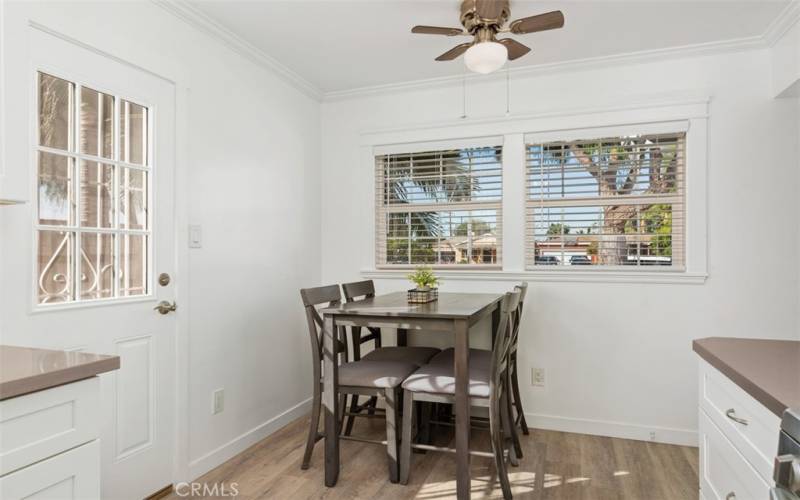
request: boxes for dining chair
[399,290,521,500]
[300,285,418,482]
[509,283,529,435]
[340,280,441,435]
[427,283,529,438]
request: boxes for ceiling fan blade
[498,38,531,60]
[435,43,472,61]
[509,10,564,35]
[412,25,465,36]
[475,0,506,21]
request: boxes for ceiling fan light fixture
[464,41,507,74]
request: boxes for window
[375,144,502,267]
[36,72,151,305]
[526,132,685,268]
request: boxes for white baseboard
[187,397,312,480]
[525,412,698,447]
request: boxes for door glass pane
[38,73,72,151]
[120,234,147,297]
[38,152,73,226]
[80,233,114,300]
[80,87,114,159]
[80,161,114,228]
[119,100,147,165]
[120,167,147,230]
[37,230,74,304]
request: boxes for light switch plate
[189,224,202,248]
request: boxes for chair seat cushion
[401,363,491,398]
[428,347,491,370]
[338,360,417,389]
[362,346,441,367]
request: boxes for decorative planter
[407,287,438,304]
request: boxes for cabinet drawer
[0,377,100,476]
[0,440,99,499]
[699,359,780,482]
[699,409,770,500]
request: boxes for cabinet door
[0,440,99,500]
[699,409,770,500]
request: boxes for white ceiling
[189,1,789,94]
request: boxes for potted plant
[407,267,440,303]
[408,266,439,291]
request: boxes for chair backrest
[489,290,522,396]
[341,280,375,303]
[300,285,342,375]
[510,282,528,354]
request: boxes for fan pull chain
[505,62,510,116]
[461,66,467,119]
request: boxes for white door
[29,28,177,499]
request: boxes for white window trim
[361,93,709,284]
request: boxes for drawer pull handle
[725,408,748,426]
[725,493,736,500]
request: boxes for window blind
[375,145,503,267]
[525,132,685,268]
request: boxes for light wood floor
[167,414,698,500]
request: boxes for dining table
[321,291,504,500]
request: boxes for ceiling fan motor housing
[460,0,510,33]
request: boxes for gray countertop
[0,345,120,401]
[693,337,800,416]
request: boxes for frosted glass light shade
[464,41,508,74]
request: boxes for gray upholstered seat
[401,362,491,398]
[339,360,418,389]
[428,347,491,370]
[362,346,441,367]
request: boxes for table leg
[453,318,470,500]
[323,314,339,487]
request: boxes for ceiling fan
[412,0,564,74]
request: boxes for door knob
[154,300,177,315]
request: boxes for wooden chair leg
[337,393,347,435]
[400,391,414,485]
[490,397,513,500]
[501,389,520,467]
[420,402,432,444]
[385,389,400,483]
[344,395,359,436]
[366,396,378,416]
[302,384,321,470]
[511,359,529,435]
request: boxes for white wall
[320,48,800,445]
[771,11,800,97]
[0,0,320,481]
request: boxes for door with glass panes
[31,28,176,499]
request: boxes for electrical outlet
[649,431,656,441]
[213,389,224,415]
[531,367,545,387]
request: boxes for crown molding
[763,0,800,47]
[323,35,765,102]
[151,0,323,101]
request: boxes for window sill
[362,268,707,285]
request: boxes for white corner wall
[0,0,320,481]
[320,48,800,445]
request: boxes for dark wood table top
[693,337,800,416]
[321,291,503,319]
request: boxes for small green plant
[407,266,439,290]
